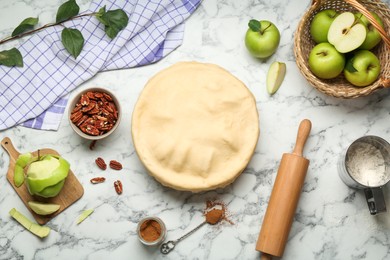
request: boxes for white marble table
[1,0,390,259]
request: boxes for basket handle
[344,0,390,49]
[382,78,390,88]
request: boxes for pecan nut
[90,177,106,184]
[95,157,107,170]
[109,160,122,170]
[114,180,123,194]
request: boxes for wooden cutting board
[1,137,84,225]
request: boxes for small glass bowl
[137,216,166,246]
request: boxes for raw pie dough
[132,62,259,192]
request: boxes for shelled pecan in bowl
[68,88,121,140]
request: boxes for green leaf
[96,9,128,39]
[12,17,39,37]
[345,58,358,73]
[61,28,84,59]
[56,0,80,23]
[0,48,23,67]
[96,6,106,19]
[248,19,261,32]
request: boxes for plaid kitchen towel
[0,0,200,131]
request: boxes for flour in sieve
[346,142,388,187]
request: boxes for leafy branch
[0,0,128,68]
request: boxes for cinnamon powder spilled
[204,199,233,225]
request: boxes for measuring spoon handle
[160,221,207,254]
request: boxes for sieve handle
[364,187,387,215]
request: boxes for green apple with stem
[344,50,380,87]
[328,12,367,53]
[355,12,384,50]
[310,9,338,43]
[245,19,280,59]
[309,42,345,79]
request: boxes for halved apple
[266,61,286,95]
[328,12,366,53]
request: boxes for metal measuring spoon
[160,221,207,254]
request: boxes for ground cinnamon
[205,209,224,225]
[204,199,234,225]
[140,219,162,242]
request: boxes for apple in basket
[245,19,280,59]
[355,11,385,50]
[308,42,345,79]
[344,50,381,87]
[327,12,367,53]
[310,9,339,43]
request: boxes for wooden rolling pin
[256,119,312,260]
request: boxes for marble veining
[1,0,390,259]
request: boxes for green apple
[355,12,384,50]
[310,9,338,43]
[245,19,280,59]
[328,12,367,53]
[344,50,380,87]
[26,154,70,198]
[28,201,60,215]
[9,208,51,238]
[309,42,345,79]
[266,61,286,95]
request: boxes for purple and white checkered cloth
[0,0,200,131]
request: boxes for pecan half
[70,110,83,123]
[90,177,106,184]
[80,94,90,106]
[95,157,107,170]
[114,180,123,194]
[109,160,122,170]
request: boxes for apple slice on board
[1,137,84,225]
[328,12,366,53]
[266,61,286,95]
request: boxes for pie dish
[132,62,259,192]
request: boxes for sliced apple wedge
[266,61,286,95]
[328,12,366,53]
[28,201,60,215]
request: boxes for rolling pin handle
[292,119,312,157]
[260,253,273,260]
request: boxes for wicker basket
[294,0,390,98]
